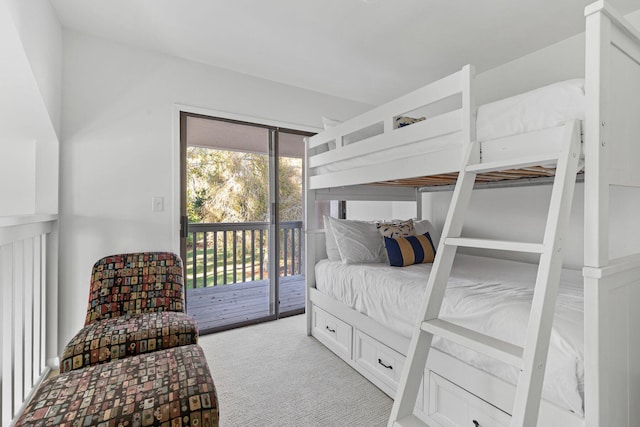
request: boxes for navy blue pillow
[384,232,436,267]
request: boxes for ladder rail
[510,120,582,426]
[388,142,478,425]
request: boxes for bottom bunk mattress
[314,254,584,416]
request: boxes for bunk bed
[303,2,640,426]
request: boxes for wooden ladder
[388,120,582,427]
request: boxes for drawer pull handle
[377,358,393,370]
[325,325,336,333]
[472,421,479,427]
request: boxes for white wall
[0,0,60,216]
[346,200,416,222]
[58,30,372,351]
[346,201,392,221]
[6,0,62,137]
[0,140,35,215]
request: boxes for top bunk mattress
[316,79,585,175]
[314,253,584,416]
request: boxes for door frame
[173,104,316,328]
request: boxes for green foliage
[187,147,302,223]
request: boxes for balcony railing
[186,221,303,289]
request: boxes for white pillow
[322,116,342,130]
[414,219,440,248]
[327,217,386,264]
[476,78,585,142]
[323,216,342,261]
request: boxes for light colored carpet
[199,314,393,427]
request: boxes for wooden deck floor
[186,275,305,333]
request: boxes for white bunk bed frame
[304,2,640,426]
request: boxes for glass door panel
[182,115,274,333]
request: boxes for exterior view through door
[180,113,312,333]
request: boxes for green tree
[187,147,302,223]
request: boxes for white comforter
[315,254,584,416]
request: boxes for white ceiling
[50,0,640,106]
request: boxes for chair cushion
[16,344,218,427]
[61,311,198,373]
[85,252,186,326]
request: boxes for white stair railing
[0,216,57,427]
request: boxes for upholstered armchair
[60,252,199,373]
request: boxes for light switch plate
[152,196,164,212]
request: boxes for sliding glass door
[179,113,310,333]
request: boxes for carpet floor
[198,314,393,427]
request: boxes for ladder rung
[465,152,559,174]
[393,415,429,427]
[445,237,544,253]
[422,319,524,368]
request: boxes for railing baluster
[13,240,24,415]
[260,229,264,280]
[223,231,227,285]
[232,231,237,284]
[242,230,246,283]
[251,229,256,281]
[298,226,303,275]
[288,227,292,276]
[191,232,197,288]
[203,232,208,288]
[283,228,288,277]
[213,231,218,287]
[23,237,34,395]
[291,228,296,275]
[32,236,42,382]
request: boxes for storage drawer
[353,330,406,392]
[426,372,510,427]
[311,305,352,359]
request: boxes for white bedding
[316,79,585,175]
[315,254,584,416]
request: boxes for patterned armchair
[60,252,199,373]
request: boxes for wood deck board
[186,275,305,332]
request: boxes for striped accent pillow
[384,233,436,267]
